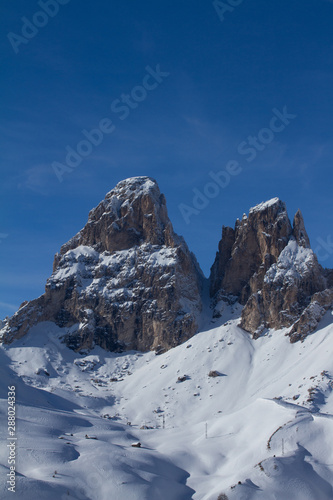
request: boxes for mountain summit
[1,177,203,352]
[210,197,332,341]
[1,179,332,351]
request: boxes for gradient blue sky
[1,0,333,319]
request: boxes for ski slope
[1,304,333,499]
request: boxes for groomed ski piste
[1,303,333,500]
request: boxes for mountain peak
[0,180,331,351]
[1,177,203,352]
[56,176,171,261]
[104,176,158,202]
[210,197,292,301]
[210,197,329,338]
[249,197,284,214]
[292,209,311,248]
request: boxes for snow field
[1,307,333,499]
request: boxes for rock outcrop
[289,289,333,343]
[210,198,332,339]
[210,198,292,303]
[1,177,203,352]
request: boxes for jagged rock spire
[210,198,292,303]
[210,197,329,339]
[292,209,310,248]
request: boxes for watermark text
[179,106,297,224]
[213,0,244,23]
[7,0,71,54]
[52,65,170,182]
[7,386,16,493]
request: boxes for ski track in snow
[1,306,333,500]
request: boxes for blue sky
[1,0,333,319]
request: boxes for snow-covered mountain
[1,176,331,351]
[1,177,333,499]
[209,197,331,340]
[1,177,203,353]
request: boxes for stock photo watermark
[314,236,333,262]
[179,106,297,224]
[213,0,244,22]
[7,0,71,54]
[52,65,170,182]
[7,386,17,493]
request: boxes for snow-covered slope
[1,306,333,500]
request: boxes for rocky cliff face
[288,288,333,343]
[1,177,203,353]
[210,198,331,339]
[210,198,293,303]
[1,185,331,351]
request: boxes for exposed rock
[1,177,203,352]
[240,239,326,337]
[324,268,333,289]
[53,177,176,270]
[209,226,235,299]
[292,209,310,248]
[289,289,333,342]
[210,198,329,340]
[1,187,331,350]
[210,198,292,304]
